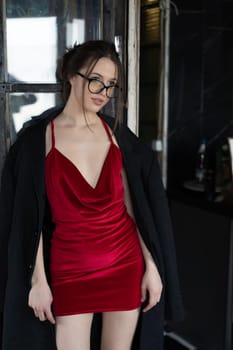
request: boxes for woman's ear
[69,75,77,86]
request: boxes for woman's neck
[60,101,98,127]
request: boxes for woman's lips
[91,97,106,106]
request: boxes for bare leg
[101,309,140,350]
[56,313,94,350]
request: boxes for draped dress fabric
[45,117,144,316]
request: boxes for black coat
[0,106,184,350]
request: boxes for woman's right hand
[28,282,55,324]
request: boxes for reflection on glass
[7,17,57,83]
[9,92,63,142]
[6,0,101,83]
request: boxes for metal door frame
[127,0,170,186]
[0,0,128,174]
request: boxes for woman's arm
[28,234,55,324]
[121,169,163,312]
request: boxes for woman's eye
[90,77,101,82]
[108,82,117,87]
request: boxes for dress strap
[51,119,55,148]
[100,117,113,144]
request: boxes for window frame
[0,0,128,173]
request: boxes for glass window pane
[6,0,101,83]
[9,92,63,142]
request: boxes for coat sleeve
[0,147,16,311]
[145,154,184,322]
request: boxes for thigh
[55,313,94,350]
[101,309,140,350]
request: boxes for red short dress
[45,117,144,316]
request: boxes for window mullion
[0,0,9,174]
[0,83,62,93]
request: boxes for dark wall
[170,200,232,350]
[168,0,233,188]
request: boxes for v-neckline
[47,116,115,190]
[53,144,112,190]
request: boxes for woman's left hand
[141,261,163,312]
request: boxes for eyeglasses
[77,72,119,98]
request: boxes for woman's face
[70,57,118,114]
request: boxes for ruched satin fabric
[45,118,144,316]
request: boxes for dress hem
[54,303,142,317]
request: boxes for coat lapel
[26,107,63,227]
[28,121,47,227]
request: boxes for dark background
[168,0,233,189]
[166,1,233,349]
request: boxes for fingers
[141,285,146,303]
[28,285,55,324]
[34,308,55,324]
[141,266,163,312]
[141,280,163,312]
[37,310,46,322]
[45,308,56,324]
[143,290,161,312]
[141,279,162,311]
[31,306,55,324]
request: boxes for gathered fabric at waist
[50,210,142,282]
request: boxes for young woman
[0,41,183,350]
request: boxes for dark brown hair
[59,40,125,129]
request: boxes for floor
[164,338,190,350]
[164,333,198,350]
